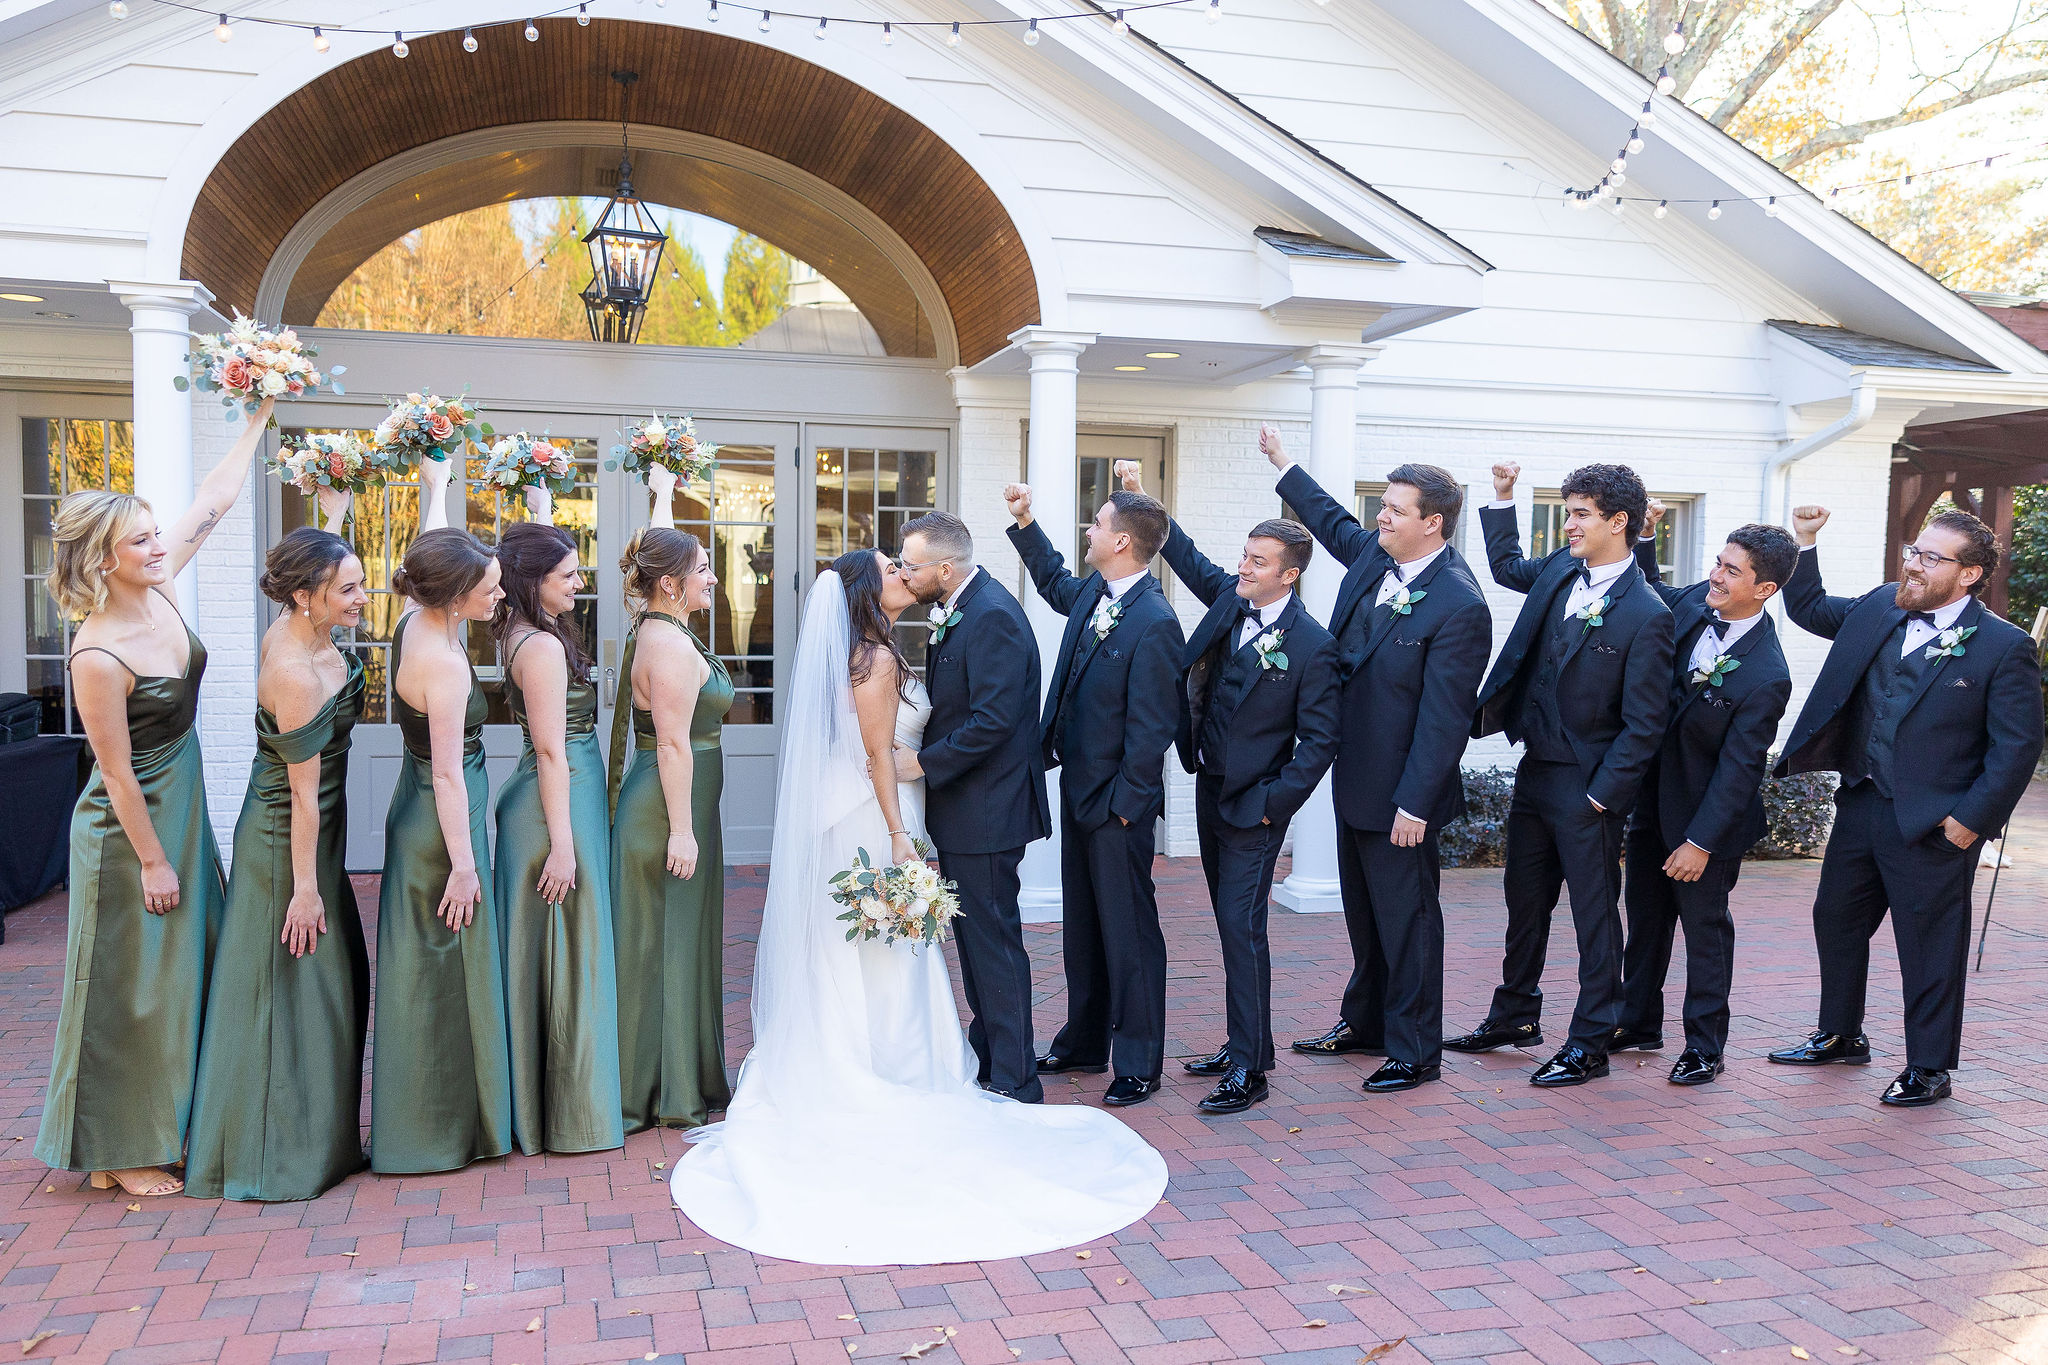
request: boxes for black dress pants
[937,845,1043,1103]
[1813,781,1978,1071]
[1619,824,1738,1055]
[1336,821,1444,1070]
[1194,775,1282,1072]
[1487,756,1626,1051]
[1047,804,1167,1081]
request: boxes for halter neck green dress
[36,610,226,1175]
[369,614,512,1174]
[185,650,369,1201]
[609,613,734,1132]
[494,632,624,1155]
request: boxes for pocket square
[1590,642,1620,655]
[1949,677,1971,688]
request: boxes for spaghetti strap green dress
[36,613,226,1175]
[369,614,512,1174]
[185,652,369,1201]
[609,614,734,1132]
[494,633,624,1155]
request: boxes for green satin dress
[369,615,513,1174]
[36,614,225,1175]
[494,634,624,1155]
[185,652,369,1201]
[609,613,735,1132]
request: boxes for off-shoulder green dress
[369,614,512,1174]
[185,651,369,1201]
[35,612,226,1175]
[494,633,624,1155]
[609,613,734,1132]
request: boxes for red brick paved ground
[4,784,2048,1365]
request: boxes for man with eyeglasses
[1769,505,2043,1106]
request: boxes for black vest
[1197,628,1258,771]
[1839,620,1927,798]
[1518,598,1579,764]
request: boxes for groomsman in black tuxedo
[1114,461,1340,1114]
[1447,461,1673,1086]
[1616,515,1797,1086]
[1007,482,1186,1106]
[1260,429,1491,1094]
[1767,505,2042,1106]
[896,511,1051,1103]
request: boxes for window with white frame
[1530,491,1696,584]
[21,418,136,735]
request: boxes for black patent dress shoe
[1196,1068,1267,1114]
[1103,1075,1160,1106]
[1609,1025,1665,1052]
[1037,1053,1110,1075]
[1290,1022,1386,1057]
[1667,1049,1724,1086]
[1530,1045,1609,1087]
[1766,1031,1871,1066]
[1881,1066,1952,1107]
[1443,1020,1544,1053]
[1183,1046,1234,1076]
[1361,1059,1441,1094]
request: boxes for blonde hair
[49,490,152,620]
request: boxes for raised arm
[642,629,706,879]
[647,464,677,531]
[1116,460,1233,605]
[166,397,272,577]
[852,652,917,866]
[917,605,1035,791]
[1108,615,1185,826]
[510,633,577,904]
[1632,500,1687,606]
[1479,462,1551,594]
[418,454,453,535]
[1004,483,1092,615]
[1586,605,1674,813]
[1273,461,1379,568]
[1779,507,1863,640]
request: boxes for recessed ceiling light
[1143,351,1180,359]
[1,292,46,302]
[34,310,77,319]
[1113,364,1147,372]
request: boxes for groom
[897,511,1051,1103]
[1008,482,1185,1106]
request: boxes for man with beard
[894,511,1050,1103]
[1767,505,2042,1106]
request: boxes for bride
[670,550,1168,1266]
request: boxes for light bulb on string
[1764,196,1781,218]
[1638,101,1657,128]
[1570,193,1590,211]
[313,25,329,50]
[106,1,127,18]
[391,31,408,56]
[1664,23,1685,56]
[1112,10,1128,33]
[1627,133,1644,155]
[1612,197,1627,215]
[881,21,892,43]
[1024,17,1039,44]
[214,13,231,41]
[1826,188,1841,211]
[524,18,539,39]
[757,9,770,31]
[814,15,826,37]
[1206,0,1221,21]
[1610,157,1627,174]
[708,0,719,19]
[1656,67,1676,96]
[1654,200,1668,219]
[462,26,477,50]
[577,4,590,23]
[1707,200,1721,220]
[946,20,960,44]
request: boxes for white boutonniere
[926,603,963,645]
[1387,586,1427,616]
[1925,624,1975,661]
[1576,594,1610,633]
[1253,628,1289,671]
[1690,653,1739,689]
[1091,598,1123,640]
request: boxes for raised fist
[1643,497,1667,536]
[1258,423,1288,470]
[417,454,454,533]
[1004,482,1034,524]
[1792,505,1830,546]
[1491,461,1521,501]
[1114,460,1145,494]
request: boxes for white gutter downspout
[1763,379,1879,525]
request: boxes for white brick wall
[188,409,259,865]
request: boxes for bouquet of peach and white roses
[268,432,377,496]
[480,432,577,496]
[830,841,962,946]
[174,314,344,422]
[606,412,719,485]
[369,392,489,476]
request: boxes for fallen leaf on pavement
[125,1203,140,1212]
[526,1318,541,1333]
[463,1284,476,1291]
[1836,1351,1860,1358]
[1358,1338,1407,1362]
[1328,1284,1372,1296]
[1288,1127,1302,1134]
[1075,1251,1091,1259]
[1691,1299,1707,1306]
[19,1332,57,1355]
[654,1162,666,1170]
[340,1251,359,1258]
[1632,1268,1647,1274]
[838,1314,857,1320]
[1791,1350,1811,1361]
[1115,1278,1126,1286]
[899,1338,945,1359]
[1300,1319,1328,1329]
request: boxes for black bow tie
[1575,564,1594,588]
[1238,599,1264,623]
[1703,617,1727,643]
[1905,610,1937,627]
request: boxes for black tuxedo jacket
[1156,518,1340,830]
[1631,541,1793,857]
[1279,465,1491,831]
[1473,504,1674,814]
[1009,520,1185,831]
[1775,549,2043,842]
[918,568,1052,855]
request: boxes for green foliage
[720,233,792,341]
[1439,768,1516,869]
[2010,484,2048,634]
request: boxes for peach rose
[427,412,455,442]
[219,356,253,392]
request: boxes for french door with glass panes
[806,426,949,679]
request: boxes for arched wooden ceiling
[182,19,1036,363]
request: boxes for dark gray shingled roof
[1768,320,2001,372]
[1253,227,1398,264]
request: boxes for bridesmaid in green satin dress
[185,528,372,1200]
[35,399,273,1199]
[370,526,514,1174]
[491,520,623,1155]
[610,507,735,1132]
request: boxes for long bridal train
[670,573,1167,1267]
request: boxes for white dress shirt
[1795,545,1969,655]
[1374,544,1447,609]
[1686,608,1764,676]
[1235,595,1288,650]
[1562,553,1632,620]
[1091,568,1150,633]
[942,565,979,614]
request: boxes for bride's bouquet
[268,431,377,496]
[830,841,962,946]
[174,314,344,421]
[480,431,578,497]
[606,412,719,485]
[369,392,489,476]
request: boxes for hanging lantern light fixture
[581,69,670,344]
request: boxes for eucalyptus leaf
[172,375,190,391]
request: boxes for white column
[1011,327,1096,921]
[111,280,214,614]
[1275,343,1379,914]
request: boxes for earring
[302,608,310,618]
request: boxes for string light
[880,19,890,43]
[107,0,127,16]
[1627,132,1644,156]
[1655,66,1676,96]
[707,0,718,19]
[1663,21,1686,56]
[213,12,230,40]
[462,26,477,49]
[524,17,539,38]
[1654,199,1668,219]
[390,29,407,55]
[577,3,590,22]
[814,14,825,36]
[1112,10,1128,33]
[756,8,770,31]
[946,20,960,44]
[312,24,327,49]
[1764,195,1780,218]
[1206,0,1220,21]
[1708,201,1722,219]
[1023,16,1038,43]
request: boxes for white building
[1,0,2042,913]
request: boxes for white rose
[260,370,288,395]
[643,418,666,441]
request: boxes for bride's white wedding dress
[671,575,1167,1266]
